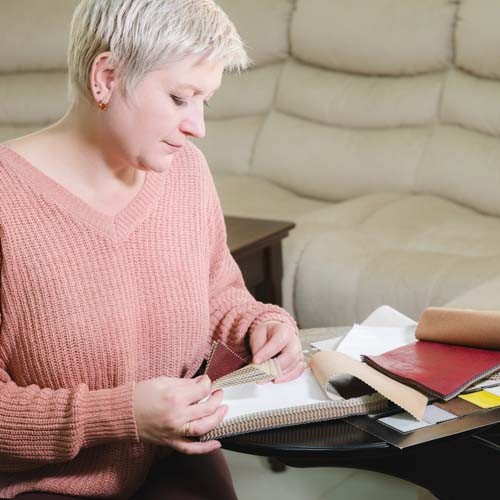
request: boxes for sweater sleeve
[198,148,298,358]
[0,366,139,472]
[0,238,138,472]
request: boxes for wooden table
[225,216,295,307]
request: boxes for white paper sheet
[379,412,432,433]
[335,324,417,361]
[378,404,457,433]
[485,386,500,397]
[309,337,340,352]
[422,405,457,424]
[221,368,336,420]
[311,306,417,359]
[467,378,500,392]
[361,305,417,328]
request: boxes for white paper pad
[221,368,336,420]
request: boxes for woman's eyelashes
[170,95,187,107]
[170,95,210,108]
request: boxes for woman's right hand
[133,374,227,454]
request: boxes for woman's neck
[4,102,147,215]
[6,101,146,195]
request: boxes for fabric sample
[205,340,248,381]
[362,341,500,400]
[434,397,483,417]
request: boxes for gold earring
[98,101,108,111]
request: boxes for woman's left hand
[249,321,304,383]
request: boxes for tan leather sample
[416,307,500,350]
[311,351,427,420]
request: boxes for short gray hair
[67,0,250,102]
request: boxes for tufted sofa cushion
[0,0,77,139]
[242,0,500,216]
[2,0,500,327]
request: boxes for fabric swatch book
[362,341,500,401]
[361,307,500,401]
[201,340,428,441]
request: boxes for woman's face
[102,54,224,173]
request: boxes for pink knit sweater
[0,142,296,499]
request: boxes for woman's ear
[90,51,116,107]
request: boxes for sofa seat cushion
[292,195,500,328]
[214,174,331,220]
[214,175,500,328]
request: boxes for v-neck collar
[0,144,165,242]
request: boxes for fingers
[186,389,224,421]
[249,323,268,360]
[256,342,303,386]
[273,360,305,384]
[252,324,288,364]
[187,403,228,438]
[179,374,212,405]
[168,390,227,452]
[167,438,222,455]
[273,339,302,373]
[251,322,304,387]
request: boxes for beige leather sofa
[3,0,500,329]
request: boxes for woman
[0,0,303,498]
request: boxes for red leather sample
[362,341,500,400]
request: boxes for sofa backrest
[2,0,500,216]
[0,0,78,139]
[203,0,500,217]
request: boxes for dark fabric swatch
[328,374,376,399]
[434,397,484,416]
[205,340,248,381]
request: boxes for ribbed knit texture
[0,142,297,499]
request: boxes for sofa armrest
[444,275,500,311]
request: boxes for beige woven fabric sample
[212,359,281,389]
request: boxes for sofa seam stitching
[413,0,459,195]
[291,231,318,327]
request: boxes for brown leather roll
[415,307,500,350]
